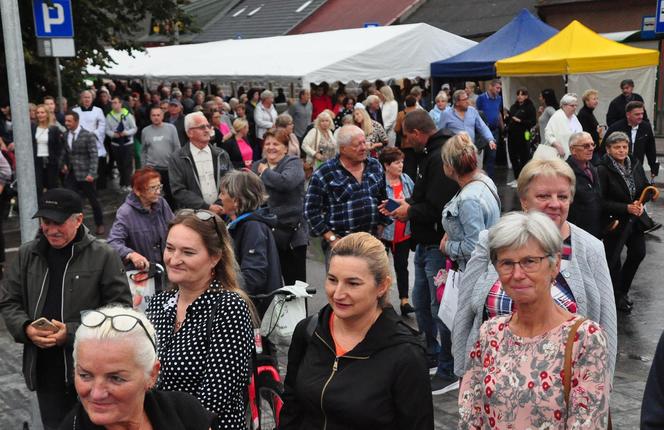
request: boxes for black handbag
[272,222,301,251]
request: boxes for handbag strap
[563,317,587,407]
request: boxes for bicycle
[246,285,316,430]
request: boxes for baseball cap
[33,188,83,223]
[168,98,182,108]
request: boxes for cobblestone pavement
[1,168,663,429]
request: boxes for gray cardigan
[452,223,617,380]
[252,155,308,248]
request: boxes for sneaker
[644,222,662,234]
[431,373,459,395]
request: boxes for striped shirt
[304,155,388,236]
[484,236,576,319]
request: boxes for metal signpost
[0,1,39,242]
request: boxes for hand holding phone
[30,317,59,333]
[385,198,401,212]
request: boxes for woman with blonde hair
[146,210,254,429]
[280,232,433,429]
[380,86,399,146]
[32,103,63,195]
[353,106,388,157]
[275,112,301,157]
[301,111,336,169]
[222,117,258,169]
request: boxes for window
[247,5,262,16]
[232,7,246,17]
[296,0,312,12]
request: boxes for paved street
[0,166,663,429]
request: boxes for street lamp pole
[0,0,40,243]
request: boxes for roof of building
[193,0,327,42]
[536,0,595,5]
[289,0,419,34]
[402,0,538,39]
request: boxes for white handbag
[438,269,460,331]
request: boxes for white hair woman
[459,212,610,429]
[543,93,583,159]
[301,111,336,168]
[60,305,216,429]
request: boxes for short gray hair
[453,90,467,103]
[568,131,592,147]
[435,91,448,103]
[219,170,268,214]
[605,131,630,147]
[184,111,206,132]
[364,95,381,107]
[73,305,157,378]
[336,125,364,147]
[260,90,274,101]
[488,211,562,268]
[560,93,578,107]
[275,113,293,128]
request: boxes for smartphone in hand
[30,317,59,333]
[385,198,401,212]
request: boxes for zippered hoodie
[279,305,434,430]
[0,226,131,390]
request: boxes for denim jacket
[382,173,414,242]
[441,174,500,271]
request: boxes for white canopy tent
[87,24,476,85]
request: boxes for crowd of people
[0,75,662,430]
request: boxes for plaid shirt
[304,155,389,236]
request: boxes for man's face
[404,128,428,152]
[150,108,163,126]
[168,104,181,117]
[300,91,310,104]
[622,84,634,97]
[455,94,470,112]
[64,115,78,131]
[187,116,212,148]
[489,83,501,95]
[570,136,595,162]
[41,215,83,249]
[184,88,192,98]
[80,92,92,108]
[339,133,368,163]
[44,99,56,113]
[626,108,644,126]
[111,99,122,113]
[99,92,110,104]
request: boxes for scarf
[609,156,636,199]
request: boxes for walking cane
[608,186,660,268]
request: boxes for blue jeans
[412,244,454,377]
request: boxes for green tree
[0,0,192,103]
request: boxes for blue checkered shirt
[304,156,389,237]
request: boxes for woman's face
[235,106,246,118]
[384,158,404,178]
[345,100,355,110]
[495,239,560,306]
[29,106,37,120]
[211,112,222,127]
[264,136,288,164]
[436,99,447,110]
[325,256,388,322]
[36,107,48,124]
[586,94,599,109]
[516,92,528,103]
[520,175,571,230]
[164,224,220,288]
[561,102,578,117]
[318,116,331,131]
[539,94,545,105]
[135,177,161,206]
[352,110,364,125]
[218,188,238,218]
[75,339,158,427]
[607,140,629,164]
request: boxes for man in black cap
[0,188,131,430]
[164,98,187,147]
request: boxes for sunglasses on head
[80,310,157,352]
[179,209,224,243]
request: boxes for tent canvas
[88,24,476,86]
[430,9,557,79]
[496,21,659,126]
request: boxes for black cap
[33,188,83,223]
[168,98,182,108]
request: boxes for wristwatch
[328,234,337,242]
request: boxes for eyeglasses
[191,124,212,131]
[572,143,595,150]
[495,255,551,275]
[80,310,157,352]
[180,209,223,244]
[146,184,163,193]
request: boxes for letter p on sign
[42,3,64,32]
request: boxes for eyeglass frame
[570,143,596,150]
[494,255,552,275]
[79,309,157,353]
[145,183,164,193]
[190,124,213,131]
[179,208,224,244]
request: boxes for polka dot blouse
[146,285,253,430]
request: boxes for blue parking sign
[657,0,664,33]
[33,0,74,38]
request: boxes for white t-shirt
[35,126,49,157]
[190,143,217,205]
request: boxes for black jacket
[597,154,650,230]
[567,158,602,238]
[642,330,664,429]
[600,118,659,176]
[407,129,459,246]
[227,207,282,315]
[31,124,63,166]
[222,136,260,169]
[606,92,646,127]
[279,305,433,430]
[164,113,187,147]
[577,105,600,147]
[506,99,536,144]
